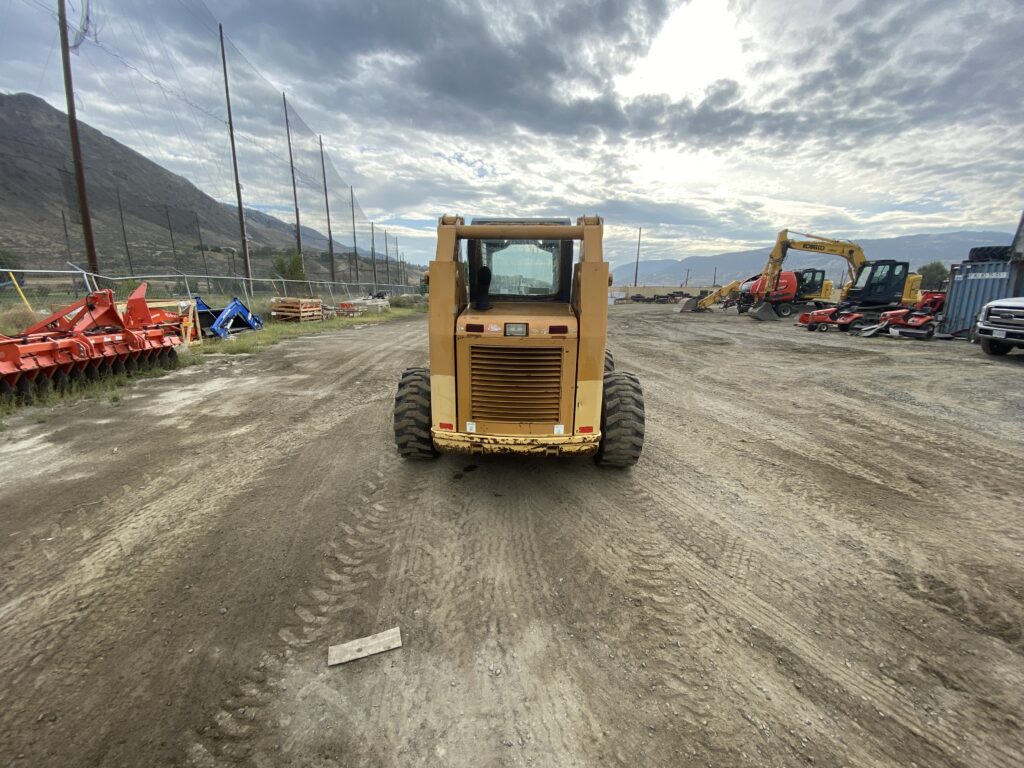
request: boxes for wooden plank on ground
[328,626,402,666]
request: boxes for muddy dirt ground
[1,305,1023,768]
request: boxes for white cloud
[615,0,751,101]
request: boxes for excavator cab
[394,216,645,467]
[796,269,826,298]
[846,261,913,306]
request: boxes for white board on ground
[328,626,402,666]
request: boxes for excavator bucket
[747,301,779,321]
[678,297,699,312]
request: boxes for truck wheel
[596,372,644,468]
[394,367,438,459]
[980,338,1011,356]
[604,350,615,372]
[774,302,794,318]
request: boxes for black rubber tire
[980,338,1011,356]
[968,246,1012,263]
[774,302,795,318]
[604,350,615,373]
[817,324,830,333]
[805,323,818,332]
[595,371,645,468]
[920,322,936,340]
[394,367,438,459]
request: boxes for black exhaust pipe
[476,265,492,311]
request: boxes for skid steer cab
[394,216,644,467]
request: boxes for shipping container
[939,260,1024,336]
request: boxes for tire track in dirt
[0,319,426,765]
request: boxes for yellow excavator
[746,230,866,320]
[679,230,866,317]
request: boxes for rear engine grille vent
[470,346,562,422]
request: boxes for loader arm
[697,279,744,310]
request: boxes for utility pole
[349,185,358,286]
[633,227,642,287]
[318,135,336,283]
[194,212,211,291]
[57,0,98,274]
[219,24,251,282]
[370,222,378,290]
[282,92,302,266]
[684,267,690,287]
[116,187,133,276]
[165,206,179,272]
[384,230,391,285]
[713,266,717,286]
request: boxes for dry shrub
[0,305,40,336]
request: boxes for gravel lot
[1,305,1022,767]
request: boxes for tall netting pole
[319,135,336,283]
[370,222,378,290]
[384,230,391,285]
[350,185,358,287]
[116,187,134,276]
[57,0,98,274]
[220,23,252,284]
[282,92,303,267]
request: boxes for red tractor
[855,291,946,339]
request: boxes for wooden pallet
[270,297,323,322]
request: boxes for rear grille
[470,346,562,422]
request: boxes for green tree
[272,251,306,281]
[917,261,948,290]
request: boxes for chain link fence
[0,268,417,336]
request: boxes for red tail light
[466,323,484,333]
[549,325,568,334]
[439,422,453,430]
[578,426,593,433]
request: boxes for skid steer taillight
[466,323,484,333]
[439,422,453,430]
[578,426,593,433]
[549,325,568,334]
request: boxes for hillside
[0,93,396,281]
[612,231,1014,286]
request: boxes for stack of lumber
[270,297,323,323]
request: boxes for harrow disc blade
[16,377,34,403]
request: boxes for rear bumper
[431,429,600,457]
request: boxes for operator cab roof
[469,217,572,226]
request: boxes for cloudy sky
[2,0,1022,267]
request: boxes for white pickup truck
[975,297,1024,356]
